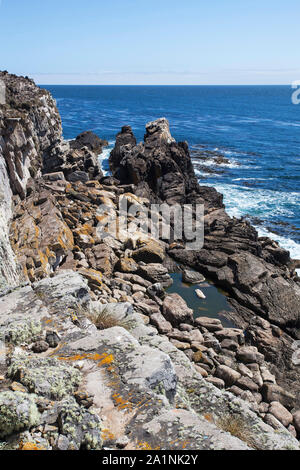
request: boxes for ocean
[43,85,300,261]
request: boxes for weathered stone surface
[138,263,173,287]
[236,346,264,365]
[182,269,205,284]
[132,239,165,264]
[116,257,139,273]
[236,376,259,393]
[56,397,102,450]
[32,341,49,353]
[215,365,241,387]
[163,293,194,327]
[85,243,118,276]
[293,410,300,433]
[194,317,223,332]
[269,402,293,427]
[150,311,173,334]
[261,383,296,408]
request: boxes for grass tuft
[216,414,257,449]
[88,306,134,331]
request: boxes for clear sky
[0,0,299,85]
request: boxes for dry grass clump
[88,307,134,331]
[216,414,257,449]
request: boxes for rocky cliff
[0,73,299,451]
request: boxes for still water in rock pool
[167,272,236,329]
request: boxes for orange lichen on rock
[101,429,115,441]
[58,352,114,367]
[78,268,103,287]
[136,441,160,451]
[203,413,214,422]
[20,442,46,451]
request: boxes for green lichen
[5,319,42,345]
[58,398,102,450]
[8,354,81,400]
[0,391,40,438]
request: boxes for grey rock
[215,365,241,387]
[46,330,60,348]
[32,341,49,353]
[194,317,223,332]
[269,401,293,427]
[150,311,173,334]
[206,377,225,389]
[55,434,70,451]
[236,376,259,393]
[163,293,194,327]
[236,346,264,365]
[0,391,40,438]
[67,170,89,183]
[182,269,205,284]
[57,397,102,450]
[293,410,300,433]
[261,383,296,408]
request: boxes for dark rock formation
[109,118,300,337]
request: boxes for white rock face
[0,72,62,289]
[0,80,5,105]
[0,150,19,289]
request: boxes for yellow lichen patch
[112,393,134,412]
[78,268,103,287]
[20,442,46,451]
[98,353,114,365]
[136,441,160,451]
[101,429,115,441]
[203,413,213,422]
[74,223,94,236]
[34,224,40,239]
[57,226,74,251]
[38,250,49,271]
[169,438,190,449]
[58,352,114,367]
[192,350,203,363]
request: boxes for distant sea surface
[44,85,300,261]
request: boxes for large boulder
[163,293,194,327]
[132,239,165,264]
[138,263,173,287]
[70,131,108,154]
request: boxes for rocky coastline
[0,72,300,450]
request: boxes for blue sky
[0,0,299,84]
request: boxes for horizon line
[38,83,292,87]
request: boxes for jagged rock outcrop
[109,118,300,336]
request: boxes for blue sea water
[43,85,300,260]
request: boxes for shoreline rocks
[0,73,300,450]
